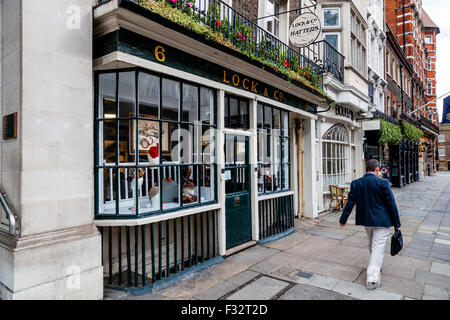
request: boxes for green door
[225,135,252,249]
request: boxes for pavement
[107,172,450,300]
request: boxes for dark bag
[390,228,403,256]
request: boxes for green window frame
[94,69,217,219]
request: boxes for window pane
[274,163,281,191]
[283,164,290,190]
[182,83,198,123]
[200,87,214,124]
[162,122,179,162]
[258,133,265,163]
[324,9,339,27]
[119,120,136,164]
[325,34,338,50]
[136,120,160,165]
[200,164,215,202]
[162,78,180,121]
[225,135,235,165]
[181,165,198,206]
[201,126,215,163]
[258,164,265,193]
[139,73,159,119]
[118,72,136,118]
[236,137,246,165]
[99,73,116,118]
[264,106,272,133]
[229,98,239,128]
[281,111,289,136]
[273,109,280,135]
[180,124,194,164]
[103,120,116,164]
[273,135,281,164]
[161,165,180,209]
[140,167,160,213]
[257,104,264,131]
[239,100,249,129]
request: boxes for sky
[422,0,450,122]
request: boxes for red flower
[284,59,290,68]
[216,21,221,26]
[148,143,159,159]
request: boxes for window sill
[258,190,294,201]
[94,202,220,227]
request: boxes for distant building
[437,97,450,171]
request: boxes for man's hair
[366,159,380,172]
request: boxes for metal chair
[328,185,347,211]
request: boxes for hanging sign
[289,12,321,48]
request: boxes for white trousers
[364,227,390,282]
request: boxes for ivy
[401,120,423,141]
[378,120,402,145]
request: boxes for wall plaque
[3,112,17,141]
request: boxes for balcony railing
[97,0,345,86]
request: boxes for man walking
[339,159,401,290]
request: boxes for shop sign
[95,29,317,114]
[289,12,321,48]
[335,105,353,120]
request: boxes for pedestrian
[339,159,401,290]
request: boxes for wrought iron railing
[100,209,218,288]
[97,0,345,85]
[258,194,294,240]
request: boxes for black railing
[97,0,345,85]
[100,209,218,288]
[258,194,294,240]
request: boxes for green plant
[378,120,402,145]
[401,120,423,141]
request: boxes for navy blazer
[339,173,401,228]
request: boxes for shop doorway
[224,135,252,249]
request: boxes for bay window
[95,70,217,218]
[257,103,290,194]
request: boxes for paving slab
[333,280,403,300]
[353,271,423,299]
[279,283,357,300]
[423,284,450,299]
[157,260,248,299]
[194,271,260,300]
[226,276,290,300]
[250,260,283,274]
[305,274,340,291]
[415,269,450,290]
[261,232,312,251]
[300,257,364,282]
[313,244,370,269]
[226,246,280,267]
[266,251,307,270]
[283,236,340,258]
[430,262,450,277]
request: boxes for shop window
[265,0,280,38]
[257,103,290,194]
[322,124,349,192]
[96,70,217,217]
[224,95,249,129]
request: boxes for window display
[257,103,290,194]
[96,70,217,217]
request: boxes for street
[108,172,450,300]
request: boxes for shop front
[315,104,364,212]
[92,0,328,290]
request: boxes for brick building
[386,0,439,177]
[423,9,440,125]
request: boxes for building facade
[0,0,439,299]
[437,96,450,171]
[385,0,439,178]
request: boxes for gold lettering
[264,88,269,97]
[274,90,280,101]
[155,46,166,62]
[279,91,284,99]
[232,74,240,86]
[243,78,250,90]
[251,81,258,93]
[223,70,230,84]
